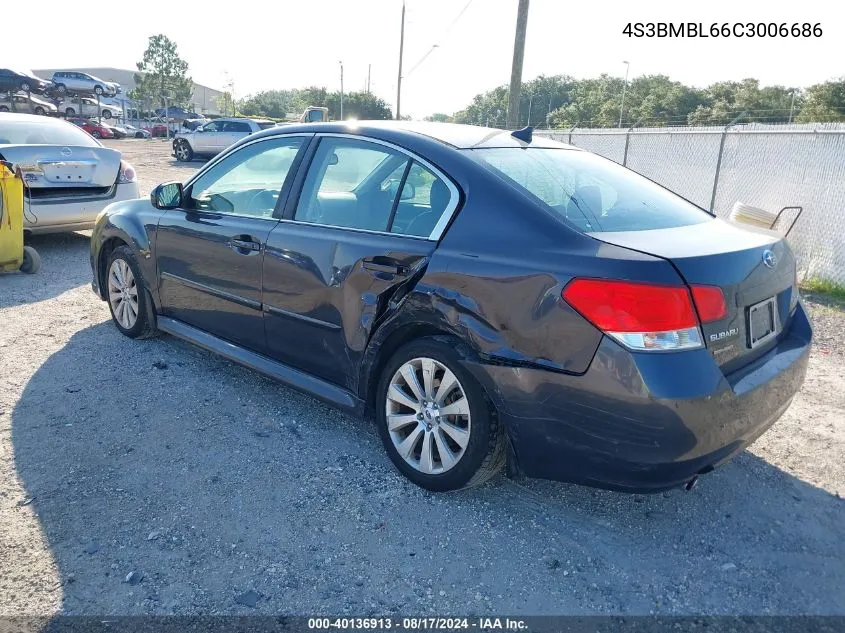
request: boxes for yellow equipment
[0,162,41,274]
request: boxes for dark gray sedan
[89,121,811,492]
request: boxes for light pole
[618,60,630,128]
[789,89,796,123]
[396,0,406,119]
[339,61,344,120]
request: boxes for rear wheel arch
[361,321,482,417]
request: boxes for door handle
[229,237,262,253]
[362,256,408,275]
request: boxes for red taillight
[562,279,697,332]
[690,285,727,322]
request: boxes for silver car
[0,93,57,116]
[58,97,120,119]
[172,117,275,161]
[51,71,119,97]
[0,113,139,234]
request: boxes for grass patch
[800,278,845,302]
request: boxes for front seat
[405,179,451,237]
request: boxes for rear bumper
[24,182,139,234]
[468,301,812,492]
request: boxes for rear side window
[472,148,711,233]
[224,121,252,133]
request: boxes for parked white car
[58,97,120,120]
[172,117,275,161]
[119,124,151,139]
[0,93,57,116]
[0,114,139,234]
[51,71,119,97]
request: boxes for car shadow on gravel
[10,322,845,615]
[0,232,91,309]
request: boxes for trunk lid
[591,218,798,371]
[0,144,121,189]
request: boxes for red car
[144,123,170,138]
[67,117,114,139]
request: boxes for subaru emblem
[61,147,73,157]
[762,249,776,269]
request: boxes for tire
[91,130,101,139]
[65,107,75,116]
[105,245,157,339]
[174,139,194,162]
[20,82,30,93]
[102,109,112,119]
[20,246,41,274]
[94,85,103,95]
[0,106,8,113]
[34,106,45,115]
[375,337,507,491]
[135,132,144,139]
[56,84,67,94]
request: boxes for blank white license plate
[748,296,778,348]
[43,163,95,184]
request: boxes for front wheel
[106,246,156,339]
[102,109,112,119]
[56,83,67,94]
[174,139,193,162]
[34,106,45,116]
[64,107,75,116]
[94,85,104,95]
[91,130,101,139]
[375,337,506,491]
[20,82,30,92]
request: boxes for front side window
[472,148,711,233]
[187,137,304,218]
[294,137,408,232]
[201,121,221,132]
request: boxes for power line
[405,0,475,77]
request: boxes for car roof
[248,120,577,150]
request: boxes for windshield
[471,148,711,233]
[0,118,100,146]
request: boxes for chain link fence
[538,123,845,285]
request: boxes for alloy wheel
[385,357,471,475]
[175,141,190,160]
[108,259,139,330]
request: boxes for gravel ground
[0,139,843,616]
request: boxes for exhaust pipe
[684,476,699,491]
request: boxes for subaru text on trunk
[89,122,811,492]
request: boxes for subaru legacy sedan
[89,122,811,492]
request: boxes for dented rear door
[262,222,434,389]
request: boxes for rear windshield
[471,148,711,232]
[0,118,100,147]
[257,121,277,130]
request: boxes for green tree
[215,91,236,116]
[238,90,299,118]
[425,113,453,122]
[324,91,392,120]
[796,79,845,123]
[130,35,193,110]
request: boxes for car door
[155,134,310,351]
[222,121,253,150]
[262,135,459,389]
[193,120,224,153]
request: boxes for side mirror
[400,182,416,201]
[195,126,204,133]
[151,182,183,209]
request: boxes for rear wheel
[20,82,30,93]
[91,130,101,139]
[34,106,45,115]
[94,85,104,95]
[106,246,156,339]
[375,337,506,491]
[102,109,112,119]
[64,107,75,116]
[20,246,41,274]
[174,139,193,162]
[56,83,67,94]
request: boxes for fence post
[709,111,746,214]
[568,122,578,145]
[622,117,644,166]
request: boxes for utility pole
[506,0,530,129]
[618,60,630,128]
[396,0,406,119]
[367,64,371,94]
[339,61,344,120]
